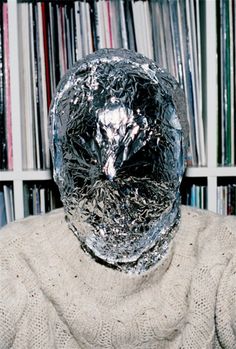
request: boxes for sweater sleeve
[0,256,28,349]
[0,222,29,349]
[215,217,236,348]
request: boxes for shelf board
[0,170,52,181]
[186,166,236,177]
[0,167,236,181]
[0,171,14,181]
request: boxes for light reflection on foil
[49,48,188,274]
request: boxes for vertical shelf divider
[207,176,217,213]
[205,0,217,212]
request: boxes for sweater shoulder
[181,205,236,256]
[0,208,65,251]
[0,211,67,349]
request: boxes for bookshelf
[0,0,52,219]
[0,0,236,224]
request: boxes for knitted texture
[0,205,236,349]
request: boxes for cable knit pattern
[0,205,236,349]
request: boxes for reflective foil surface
[49,49,188,273]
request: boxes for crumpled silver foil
[49,48,188,274]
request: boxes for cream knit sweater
[0,205,236,349]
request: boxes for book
[69,4,76,65]
[3,3,12,170]
[49,2,60,86]
[162,1,175,74]
[132,1,146,57]
[106,0,113,48]
[143,0,153,59]
[119,0,128,49]
[74,1,83,59]
[124,0,136,51]
[37,3,50,169]
[64,4,72,69]
[41,2,51,109]
[218,0,233,166]
[186,0,206,166]
[19,3,35,170]
[0,191,6,228]
[0,3,6,170]
[48,3,56,95]
[40,187,46,214]
[96,0,106,49]
[3,184,14,223]
[84,1,93,53]
[32,3,43,169]
[229,1,234,165]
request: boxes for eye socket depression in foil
[49,48,188,274]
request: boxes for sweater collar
[47,209,183,298]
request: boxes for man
[1,49,236,348]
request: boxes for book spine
[190,184,196,207]
[233,185,236,215]
[107,0,113,48]
[23,183,30,217]
[119,0,128,49]
[48,3,56,93]
[3,184,13,223]
[37,3,50,169]
[74,1,83,60]
[51,3,60,85]
[227,184,232,215]
[41,2,51,110]
[3,3,12,170]
[70,5,76,64]
[33,3,43,169]
[64,4,72,69]
[40,187,46,214]
[89,0,98,51]
[0,3,6,170]
[0,191,6,227]
[85,2,93,54]
[229,1,234,165]
[60,5,67,75]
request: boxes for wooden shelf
[186,167,236,177]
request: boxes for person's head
[49,48,188,273]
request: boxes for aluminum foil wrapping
[49,48,188,274]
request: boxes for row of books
[0,3,12,171]
[183,184,207,210]
[133,0,206,167]
[0,184,14,228]
[3,0,236,169]
[17,0,206,169]
[217,0,236,166]
[23,183,58,218]
[217,184,236,216]
[0,183,59,229]
[1,181,236,229]
[182,183,236,216]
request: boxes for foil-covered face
[49,49,188,273]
